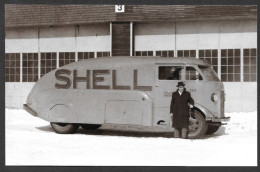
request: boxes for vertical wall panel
[220,20,257,49]
[197,21,219,49]
[135,20,257,51]
[220,21,243,49]
[5,28,38,53]
[240,21,257,49]
[134,23,175,51]
[39,26,76,52]
[77,24,110,52]
[176,22,198,50]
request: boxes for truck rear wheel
[188,110,208,139]
[81,124,102,130]
[206,125,220,135]
[50,122,79,134]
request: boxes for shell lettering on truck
[24,56,230,139]
[55,69,152,91]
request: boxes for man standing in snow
[170,81,194,139]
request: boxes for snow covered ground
[5,109,257,166]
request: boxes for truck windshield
[198,65,220,81]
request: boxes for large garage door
[134,23,175,56]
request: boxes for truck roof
[153,56,209,65]
[71,56,209,65]
[63,56,210,69]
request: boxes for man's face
[178,86,184,93]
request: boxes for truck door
[153,64,185,126]
[183,66,203,98]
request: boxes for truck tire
[81,124,102,130]
[188,110,208,139]
[206,125,220,135]
[51,122,79,134]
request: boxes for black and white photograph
[4,4,257,166]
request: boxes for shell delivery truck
[24,56,230,139]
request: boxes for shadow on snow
[36,124,228,140]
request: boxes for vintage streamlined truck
[24,56,230,139]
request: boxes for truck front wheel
[50,122,79,134]
[188,110,208,139]
[206,125,220,135]
[81,124,102,130]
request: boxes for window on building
[5,53,20,82]
[158,66,183,80]
[135,51,153,56]
[244,48,257,82]
[59,52,75,67]
[22,53,38,82]
[40,52,57,77]
[199,49,218,73]
[78,52,94,60]
[177,50,196,57]
[156,50,174,57]
[198,65,219,81]
[97,51,110,58]
[185,66,203,80]
[221,49,240,82]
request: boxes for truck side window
[185,66,203,80]
[159,66,182,80]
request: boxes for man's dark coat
[170,88,194,128]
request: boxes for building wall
[6,24,111,53]
[5,20,257,112]
[5,82,35,109]
[39,26,76,52]
[134,20,257,112]
[6,27,39,53]
[77,24,110,52]
[135,23,176,51]
[135,20,257,52]
[224,82,257,112]
[5,24,111,108]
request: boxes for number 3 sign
[115,5,125,13]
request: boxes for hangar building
[5,5,257,112]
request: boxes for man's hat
[176,81,185,87]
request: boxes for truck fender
[48,104,78,123]
[194,103,214,121]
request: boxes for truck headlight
[211,93,218,102]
